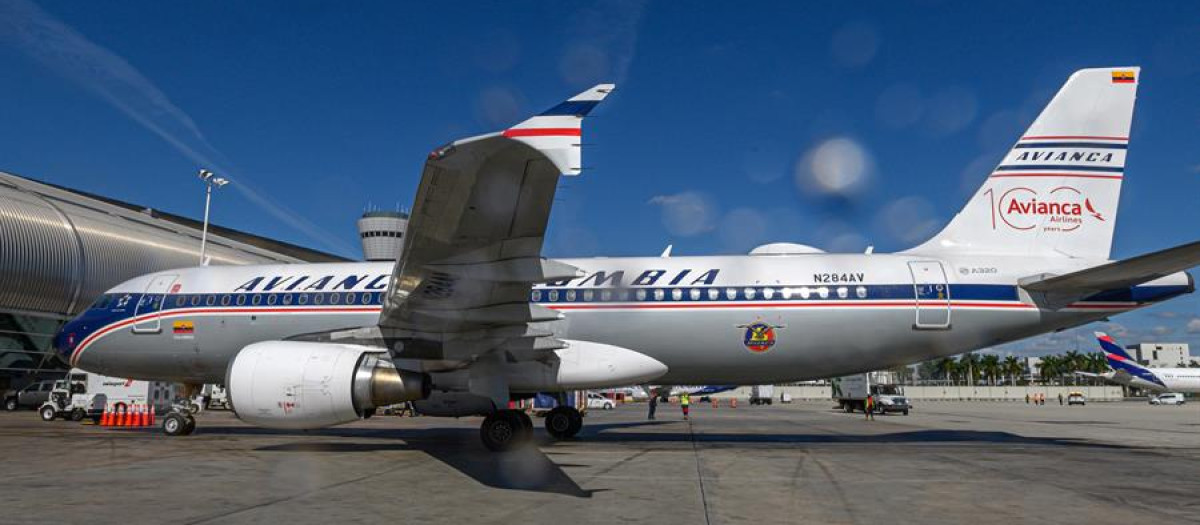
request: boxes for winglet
[502,84,615,176]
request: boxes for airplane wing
[1020,240,1200,308]
[376,85,614,364]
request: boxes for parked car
[586,392,616,410]
[1066,392,1086,406]
[5,380,56,411]
[1149,393,1186,406]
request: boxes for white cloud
[648,191,717,237]
[1188,319,1200,334]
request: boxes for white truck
[749,385,775,405]
[832,372,911,415]
[39,369,187,422]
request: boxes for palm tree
[980,354,1001,385]
[959,352,981,385]
[935,357,958,385]
[1064,350,1084,386]
[1003,356,1023,385]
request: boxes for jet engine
[226,341,429,429]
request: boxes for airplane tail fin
[911,67,1139,259]
[1095,332,1135,361]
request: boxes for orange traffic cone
[100,404,111,427]
[130,404,141,427]
[123,404,134,427]
[731,398,738,409]
[147,405,156,426]
[114,404,125,427]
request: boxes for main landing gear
[478,406,583,452]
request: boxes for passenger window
[267,294,278,305]
[583,290,594,302]
[566,290,576,302]
[837,287,848,299]
[345,292,357,304]
[601,290,613,302]
[855,286,867,299]
[220,295,231,306]
[799,287,811,299]
[190,295,201,306]
[283,294,294,305]
[236,295,246,306]
[744,288,757,300]
[313,293,324,305]
[707,289,719,301]
[205,295,215,306]
[817,287,830,299]
[548,290,559,302]
[330,293,340,304]
[531,290,542,302]
[653,289,665,301]
[362,293,373,305]
[252,294,262,306]
[175,296,186,307]
[763,288,775,300]
[671,289,682,301]
[726,288,737,300]
[689,289,701,301]
[298,294,309,305]
[781,288,792,299]
[636,289,646,301]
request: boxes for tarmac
[1,399,1198,524]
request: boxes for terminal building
[0,171,348,389]
[1125,342,1194,368]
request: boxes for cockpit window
[90,294,113,310]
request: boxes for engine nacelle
[226,341,429,429]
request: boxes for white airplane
[1083,332,1200,393]
[54,67,1200,451]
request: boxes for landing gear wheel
[545,406,583,440]
[40,405,57,421]
[480,410,527,452]
[70,408,86,421]
[163,413,196,436]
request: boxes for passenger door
[132,274,178,333]
[908,261,951,330]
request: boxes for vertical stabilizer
[911,67,1139,259]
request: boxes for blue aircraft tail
[1094,332,1165,387]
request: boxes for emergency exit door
[132,274,177,333]
[908,261,950,330]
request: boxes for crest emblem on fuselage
[739,321,782,353]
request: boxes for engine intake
[227,341,428,429]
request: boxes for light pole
[197,169,229,265]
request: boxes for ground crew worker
[647,392,658,420]
[864,394,876,421]
[1058,393,1064,406]
[680,392,691,420]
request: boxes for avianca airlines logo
[993,186,1103,232]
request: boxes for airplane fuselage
[56,252,1192,387]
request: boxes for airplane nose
[53,322,80,366]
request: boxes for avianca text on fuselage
[232,274,390,292]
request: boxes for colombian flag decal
[172,320,194,334]
[1111,70,1136,84]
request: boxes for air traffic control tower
[356,210,408,261]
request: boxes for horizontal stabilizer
[1022,240,1200,293]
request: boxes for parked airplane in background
[55,67,1200,451]
[1081,333,1200,393]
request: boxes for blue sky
[1,1,1197,356]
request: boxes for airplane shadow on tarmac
[197,419,1130,498]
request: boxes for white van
[1149,393,1186,406]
